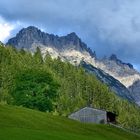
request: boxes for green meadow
[0,104,139,140]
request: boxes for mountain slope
[96,54,140,88]
[1,43,140,132]
[6,26,140,105]
[0,104,139,140]
[81,61,134,101]
[95,55,140,105]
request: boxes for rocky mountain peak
[67,32,78,38]
[108,54,133,69]
[23,26,40,32]
[26,26,40,31]
[127,63,133,69]
[97,53,140,89]
[109,54,123,64]
[7,26,96,58]
[109,54,118,61]
[64,32,81,45]
[17,26,42,37]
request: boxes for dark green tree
[12,68,59,112]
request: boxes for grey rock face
[81,61,134,102]
[7,26,95,57]
[109,54,133,69]
[98,54,140,106]
[100,54,138,77]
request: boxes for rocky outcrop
[109,54,133,69]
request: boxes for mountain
[7,26,140,105]
[7,26,85,51]
[80,61,133,101]
[96,54,140,88]
[95,55,140,105]
[7,26,96,64]
[7,26,97,65]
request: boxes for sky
[0,0,140,70]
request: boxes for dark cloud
[1,0,140,70]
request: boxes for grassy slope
[0,104,139,140]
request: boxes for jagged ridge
[7,26,95,57]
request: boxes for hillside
[6,26,140,105]
[1,44,140,132]
[0,104,139,140]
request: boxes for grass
[0,104,139,140]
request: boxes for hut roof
[69,107,107,116]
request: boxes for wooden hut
[68,107,117,124]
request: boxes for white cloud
[0,16,14,42]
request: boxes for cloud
[1,0,140,70]
[0,16,14,42]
